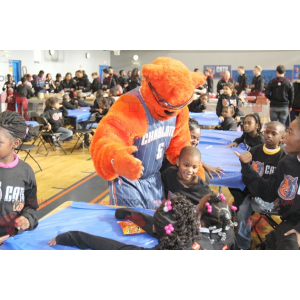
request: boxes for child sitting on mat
[188,93,209,113]
[215,106,235,131]
[161,146,212,206]
[48,193,214,250]
[235,116,300,250]
[0,111,39,247]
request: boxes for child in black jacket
[188,93,208,113]
[215,106,235,131]
[0,111,38,246]
[41,97,73,141]
[62,94,78,110]
[216,83,244,121]
[235,116,300,250]
[161,146,212,206]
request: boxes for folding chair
[253,209,280,249]
[15,125,43,172]
[70,113,98,153]
[32,116,67,156]
[28,111,40,120]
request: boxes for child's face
[205,71,209,76]
[222,107,233,119]
[264,124,284,149]
[190,128,201,147]
[243,116,258,134]
[53,102,60,110]
[283,120,300,153]
[200,96,208,105]
[176,152,201,181]
[223,86,232,96]
[100,103,107,110]
[0,128,20,163]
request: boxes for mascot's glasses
[148,82,194,110]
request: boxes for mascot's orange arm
[90,94,148,180]
[164,106,206,181]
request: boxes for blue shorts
[108,172,165,209]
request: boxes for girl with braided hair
[227,113,265,210]
[48,193,213,250]
[196,193,238,250]
[0,111,38,247]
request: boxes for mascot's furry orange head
[140,57,206,121]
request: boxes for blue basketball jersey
[128,88,177,179]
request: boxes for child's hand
[48,237,57,247]
[18,216,30,230]
[234,151,252,164]
[246,88,251,94]
[284,230,300,247]
[219,116,224,122]
[235,116,241,121]
[78,106,82,109]
[47,123,52,130]
[99,109,103,114]
[0,235,10,245]
[204,165,225,179]
[227,142,238,148]
[75,100,78,103]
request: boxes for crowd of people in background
[192,65,299,126]
[2,64,300,126]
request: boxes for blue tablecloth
[66,108,91,123]
[189,111,221,126]
[0,202,157,250]
[25,121,39,127]
[198,129,247,189]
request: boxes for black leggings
[265,220,299,250]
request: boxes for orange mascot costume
[90,57,206,209]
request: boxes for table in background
[0,202,157,250]
[189,111,221,127]
[205,100,270,124]
[25,121,39,127]
[27,98,46,115]
[65,108,91,129]
[198,129,246,190]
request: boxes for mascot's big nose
[164,110,175,115]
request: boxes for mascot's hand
[112,146,144,181]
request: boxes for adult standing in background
[291,73,300,121]
[265,65,294,125]
[235,66,248,98]
[61,72,76,98]
[2,74,16,92]
[127,68,141,92]
[76,70,91,93]
[204,67,214,94]
[246,65,265,94]
[55,73,62,93]
[216,71,234,96]
[102,68,116,91]
[108,66,119,85]
[90,72,102,93]
[118,70,128,94]
[17,77,34,120]
[33,70,46,96]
